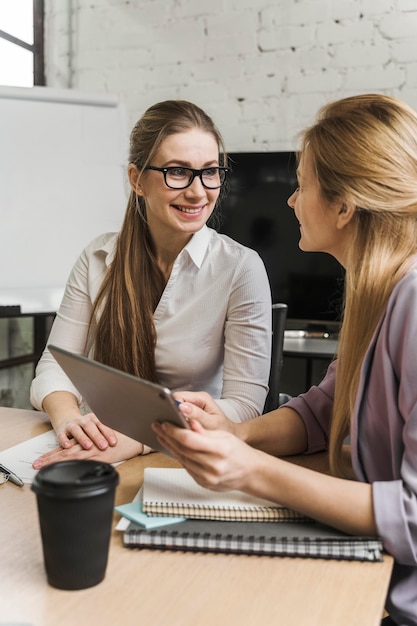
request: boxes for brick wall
[44,0,417,151]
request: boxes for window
[0,0,44,87]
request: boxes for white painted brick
[204,11,261,57]
[105,66,149,92]
[404,63,417,88]
[77,0,171,26]
[391,39,417,63]
[75,69,111,93]
[127,88,188,122]
[205,10,260,37]
[187,57,247,83]
[239,50,295,78]
[397,0,417,11]
[260,2,332,28]
[254,120,283,146]
[239,98,270,123]
[258,25,314,52]
[226,74,283,102]
[140,63,188,89]
[398,88,417,112]
[287,69,344,94]
[295,46,331,71]
[160,20,207,60]
[328,1,366,21]
[379,12,417,39]
[204,32,258,58]
[343,65,406,90]
[360,0,394,16]
[316,19,375,45]
[210,99,242,126]
[44,0,417,152]
[290,92,330,131]
[330,41,391,68]
[226,0,280,11]
[175,81,229,105]
[171,0,229,19]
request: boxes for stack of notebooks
[116,468,384,562]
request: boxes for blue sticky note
[115,499,186,529]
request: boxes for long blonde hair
[301,94,417,476]
[87,100,227,382]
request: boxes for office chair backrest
[264,303,288,413]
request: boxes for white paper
[0,430,59,483]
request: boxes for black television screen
[218,152,345,331]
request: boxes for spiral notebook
[142,468,308,522]
[123,518,384,562]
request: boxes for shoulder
[70,233,118,276]
[84,232,118,253]
[208,230,263,264]
[79,232,118,261]
[382,265,417,354]
[387,265,417,320]
[205,231,270,296]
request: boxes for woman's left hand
[32,430,145,469]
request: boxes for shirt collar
[181,225,212,268]
[94,226,212,269]
[99,236,117,267]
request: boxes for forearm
[245,450,377,536]
[153,418,376,536]
[221,253,272,421]
[237,406,309,456]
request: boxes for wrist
[235,421,249,443]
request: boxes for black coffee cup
[31,460,119,590]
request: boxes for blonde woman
[31,100,271,467]
[154,94,417,626]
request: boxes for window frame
[0,0,45,86]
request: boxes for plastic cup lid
[31,460,119,498]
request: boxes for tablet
[48,344,190,455]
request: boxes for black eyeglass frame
[144,165,229,189]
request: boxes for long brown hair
[300,94,417,476]
[87,100,227,382]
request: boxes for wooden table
[0,408,393,626]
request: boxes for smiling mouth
[174,205,205,214]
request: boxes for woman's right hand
[152,418,257,493]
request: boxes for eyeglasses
[144,165,228,189]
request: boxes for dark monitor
[218,152,345,332]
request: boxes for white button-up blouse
[30,226,272,422]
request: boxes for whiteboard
[0,85,128,312]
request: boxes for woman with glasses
[30,100,272,467]
[153,94,417,626]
